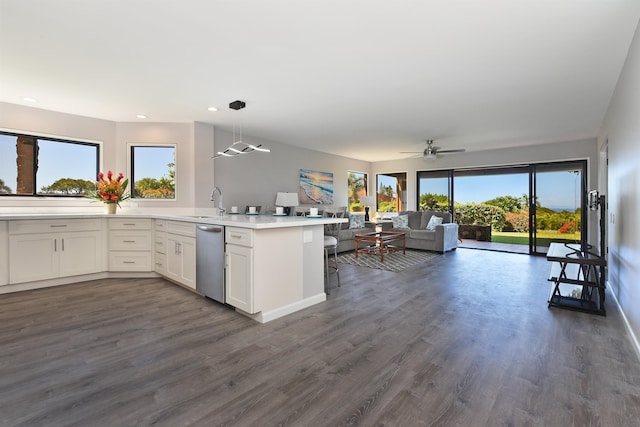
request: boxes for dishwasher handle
[197,224,223,232]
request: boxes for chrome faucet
[210,186,225,215]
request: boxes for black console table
[546,242,607,316]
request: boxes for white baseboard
[608,280,640,362]
[0,271,160,295]
[238,293,327,323]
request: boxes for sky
[2,133,580,210]
[380,170,583,211]
[0,134,173,191]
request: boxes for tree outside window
[347,171,367,212]
[130,145,176,199]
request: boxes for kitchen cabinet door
[225,243,254,313]
[166,234,196,289]
[9,233,58,283]
[58,231,102,277]
[0,222,7,286]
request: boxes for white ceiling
[1,1,639,162]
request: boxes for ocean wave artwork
[299,169,333,204]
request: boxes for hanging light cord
[213,99,270,159]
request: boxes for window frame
[347,170,368,212]
[128,143,177,200]
[0,129,100,198]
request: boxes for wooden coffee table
[354,231,406,262]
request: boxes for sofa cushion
[392,214,409,229]
[421,211,453,229]
[339,227,374,241]
[409,230,436,241]
[398,211,423,229]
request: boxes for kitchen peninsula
[0,213,345,323]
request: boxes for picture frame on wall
[299,169,333,204]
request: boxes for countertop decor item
[86,170,131,212]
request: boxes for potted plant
[86,170,131,214]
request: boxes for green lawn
[491,231,581,246]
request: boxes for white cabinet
[165,221,196,289]
[0,222,7,286]
[108,218,152,271]
[8,219,102,284]
[225,234,254,312]
[154,219,167,275]
[225,226,305,317]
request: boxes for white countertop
[0,212,346,229]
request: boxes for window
[376,172,407,212]
[417,170,453,212]
[0,131,99,196]
[130,145,176,199]
[347,171,368,212]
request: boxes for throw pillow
[392,214,410,229]
[426,215,444,230]
[349,214,365,229]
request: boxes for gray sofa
[337,210,458,253]
[336,213,375,253]
[388,210,458,253]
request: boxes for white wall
[0,103,371,215]
[602,19,640,352]
[212,128,372,211]
[115,121,195,210]
[0,102,115,212]
[0,102,208,212]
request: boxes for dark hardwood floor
[1,248,639,426]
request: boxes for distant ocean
[548,207,579,212]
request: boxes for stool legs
[324,246,340,294]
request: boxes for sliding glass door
[530,161,587,255]
[417,160,587,255]
[417,170,453,212]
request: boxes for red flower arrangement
[86,170,131,207]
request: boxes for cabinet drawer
[154,253,167,274]
[108,218,152,230]
[226,227,254,247]
[155,219,167,232]
[109,231,152,251]
[109,252,152,271]
[167,221,196,237]
[154,234,167,254]
[9,218,101,234]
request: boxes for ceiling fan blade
[437,148,466,154]
[399,151,424,153]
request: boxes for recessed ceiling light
[23,97,37,103]
[136,114,147,119]
[208,106,218,112]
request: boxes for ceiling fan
[401,140,466,160]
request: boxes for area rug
[336,250,440,272]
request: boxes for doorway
[530,161,586,255]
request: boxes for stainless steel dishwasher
[196,224,225,303]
